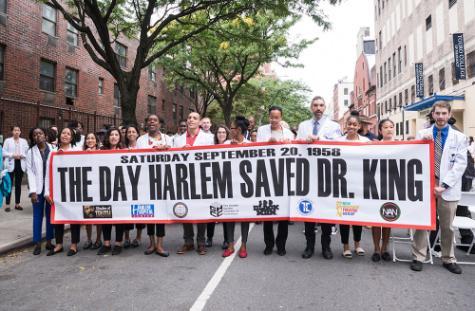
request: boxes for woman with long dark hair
[97,128,125,256]
[26,127,54,255]
[223,116,251,258]
[45,127,81,256]
[371,119,395,262]
[82,132,103,250]
[123,125,145,249]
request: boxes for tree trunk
[120,75,140,125]
[222,98,233,127]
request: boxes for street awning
[404,94,465,111]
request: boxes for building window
[162,99,165,112]
[425,15,432,31]
[115,42,127,67]
[396,123,399,135]
[172,103,177,122]
[467,51,475,78]
[147,96,156,114]
[399,92,403,108]
[148,66,156,82]
[406,120,409,134]
[428,75,434,95]
[0,0,6,14]
[384,62,387,84]
[400,122,404,135]
[42,4,56,36]
[404,45,407,66]
[39,59,56,92]
[384,101,388,113]
[344,99,349,106]
[388,58,391,81]
[114,83,121,108]
[0,45,4,80]
[451,62,459,85]
[64,68,78,98]
[66,22,78,46]
[379,66,383,87]
[393,95,397,110]
[404,89,409,105]
[39,117,54,129]
[392,53,396,78]
[179,105,184,121]
[388,98,392,112]
[98,78,104,95]
[344,88,348,95]
[411,85,415,103]
[398,47,402,74]
[378,31,382,50]
[439,68,446,91]
[449,0,457,9]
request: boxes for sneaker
[111,245,122,255]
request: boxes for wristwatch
[441,183,450,189]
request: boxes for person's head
[28,127,46,148]
[11,126,21,138]
[46,127,57,144]
[103,128,122,149]
[248,116,256,129]
[345,113,361,137]
[214,125,230,144]
[250,130,257,142]
[119,125,127,138]
[50,125,58,133]
[83,132,99,150]
[177,120,187,135]
[68,120,83,135]
[378,119,395,141]
[145,114,161,134]
[268,106,283,129]
[359,115,373,134]
[310,96,326,120]
[470,136,474,144]
[124,125,140,147]
[431,102,451,128]
[58,127,75,147]
[231,116,249,140]
[200,117,212,132]
[187,112,201,130]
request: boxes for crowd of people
[1,95,474,275]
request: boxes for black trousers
[304,222,332,250]
[146,224,165,237]
[102,224,124,242]
[456,205,474,243]
[124,224,145,231]
[6,160,23,205]
[183,223,206,246]
[54,224,80,244]
[263,221,288,250]
[206,222,228,242]
[340,225,362,244]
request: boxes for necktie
[313,120,319,136]
[434,129,442,179]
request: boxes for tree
[160,12,314,126]
[41,0,340,124]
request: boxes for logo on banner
[380,202,401,222]
[173,202,188,218]
[210,203,224,217]
[453,33,466,80]
[297,200,313,215]
[131,204,154,218]
[336,201,359,217]
[83,205,112,219]
[415,63,424,98]
[254,200,279,216]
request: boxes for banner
[453,33,466,80]
[415,63,424,98]
[49,141,435,229]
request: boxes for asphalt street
[0,223,474,311]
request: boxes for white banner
[49,141,435,229]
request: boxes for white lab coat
[2,137,29,172]
[256,124,295,142]
[173,130,214,147]
[417,125,468,201]
[296,117,342,141]
[137,133,172,149]
[26,143,53,195]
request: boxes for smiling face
[379,120,394,140]
[126,127,139,144]
[108,129,121,148]
[12,126,21,139]
[147,115,160,133]
[311,98,326,120]
[269,109,282,129]
[216,127,228,144]
[60,128,73,146]
[345,116,360,137]
[187,112,201,130]
[201,117,211,131]
[85,133,97,149]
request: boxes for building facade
[332,77,353,122]
[375,0,475,139]
[0,0,194,140]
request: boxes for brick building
[0,0,194,141]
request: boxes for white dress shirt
[256,124,295,142]
[296,116,342,141]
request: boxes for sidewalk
[0,185,38,254]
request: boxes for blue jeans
[32,194,54,243]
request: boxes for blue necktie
[313,120,319,136]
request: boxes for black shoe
[67,249,78,256]
[45,243,55,251]
[433,245,441,252]
[381,252,391,261]
[123,240,131,249]
[83,241,93,250]
[410,260,423,272]
[131,239,140,248]
[205,239,213,248]
[221,241,229,250]
[277,248,286,256]
[111,245,122,255]
[97,245,111,255]
[263,247,273,255]
[156,250,170,257]
[322,247,333,260]
[46,247,63,256]
[91,241,102,250]
[371,253,381,262]
[4,207,11,212]
[443,263,462,274]
[33,245,41,256]
[302,248,314,259]
[144,248,155,255]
